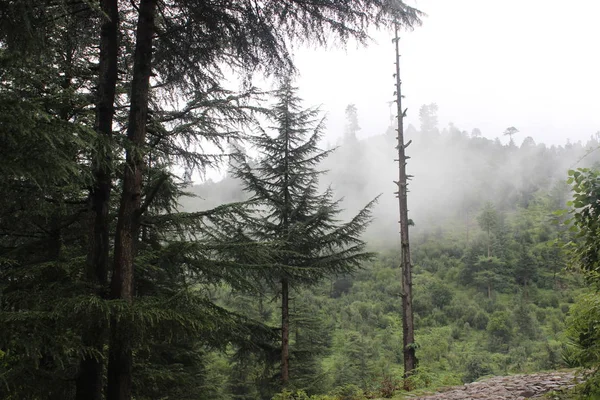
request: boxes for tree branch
[137,173,169,217]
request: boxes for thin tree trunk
[281,277,290,386]
[107,1,156,399]
[281,98,291,387]
[393,23,417,390]
[294,297,299,344]
[77,1,119,398]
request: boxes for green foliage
[560,167,600,396]
[566,168,600,281]
[564,293,600,367]
[172,98,598,398]
[429,281,453,309]
[233,81,377,283]
[330,384,366,400]
[477,202,499,235]
[463,355,495,383]
[513,300,539,340]
[272,389,338,400]
[487,311,514,353]
[2,5,593,394]
[229,81,378,393]
[217,183,580,395]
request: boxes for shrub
[463,355,494,383]
[376,375,400,398]
[331,384,366,400]
[271,390,336,400]
[487,311,514,353]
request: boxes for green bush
[405,366,434,390]
[330,384,366,400]
[463,355,494,383]
[271,389,337,400]
[487,311,514,353]
[430,281,453,309]
[375,375,401,398]
[565,293,600,366]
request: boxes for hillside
[180,117,600,399]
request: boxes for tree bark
[281,277,290,386]
[107,1,156,399]
[281,98,291,387]
[393,23,417,390]
[76,2,119,399]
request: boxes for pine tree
[107,2,420,397]
[233,81,377,388]
[0,1,422,398]
[78,2,120,399]
[0,3,102,398]
[477,202,499,258]
[344,104,360,143]
[503,126,519,147]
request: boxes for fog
[294,0,600,147]
[184,0,600,248]
[319,119,600,249]
[184,102,600,251]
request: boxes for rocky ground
[407,371,581,399]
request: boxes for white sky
[293,0,600,146]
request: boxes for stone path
[408,371,580,399]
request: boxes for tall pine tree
[233,81,377,388]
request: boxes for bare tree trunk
[281,277,290,386]
[393,22,417,390]
[107,1,156,399]
[294,297,299,344]
[76,2,119,399]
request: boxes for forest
[1,1,600,400]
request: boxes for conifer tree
[108,2,421,396]
[0,3,102,398]
[78,1,120,399]
[477,202,499,258]
[0,1,422,398]
[344,104,360,143]
[503,126,519,147]
[233,81,377,387]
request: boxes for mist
[294,0,600,148]
[183,0,600,246]
[327,114,600,243]
[183,102,600,251]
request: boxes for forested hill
[179,110,599,399]
[4,1,598,399]
[184,110,600,242]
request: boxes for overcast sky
[293,0,600,147]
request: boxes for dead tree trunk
[107,1,156,399]
[393,22,417,389]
